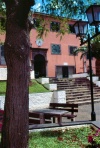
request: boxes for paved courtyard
[75,102,100,121]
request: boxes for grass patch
[0,80,50,95]
[29,126,100,148]
[29,80,50,93]
[0,81,6,95]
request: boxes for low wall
[0,92,54,110]
[72,73,88,78]
[95,81,100,87]
[37,78,49,84]
[29,92,54,110]
[87,76,99,82]
[0,91,66,110]
[44,83,57,91]
[0,96,5,109]
[30,70,35,79]
[0,68,7,80]
[0,68,35,80]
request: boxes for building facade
[0,13,96,79]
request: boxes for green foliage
[0,1,6,33]
[29,80,50,93]
[74,34,100,60]
[0,81,6,95]
[73,46,88,60]
[0,0,98,37]
[31,0,95,38]
[91,35,100,59]
[56,17,70,40]
[0,80,49,95]
[0,17,6,33]
[29,126,98,148]
[36,0,98,18]
[0,1,6,16]
[33,16,49,39]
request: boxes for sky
[30,0,100,12]
[30,0,42,12]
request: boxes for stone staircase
[50,77,100,105]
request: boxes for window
[69,46,77,55]
[51,44,61,54]
[33,18,40,28]
[50,21,60,32]
[69,24,75,33]
[0,44,6,65]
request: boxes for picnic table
[31,109,69,126]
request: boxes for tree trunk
[1,0,34,147]
[1,45,29,148]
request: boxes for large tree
[0,0,34,148]
[0,0,99,148]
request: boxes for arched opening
[34,54,46,78]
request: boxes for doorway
[34,54,46,78]
[62,66,68,78]
[56,66,75,78]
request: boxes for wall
[30,29,83,77]
[0,34,5,43]
[29,92,54,110]
[0,92,54,110]
[30,14,96,77]
[0,91,66,110]
[0,15,96,78]
[0,68,7,80]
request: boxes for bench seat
[29,112,52,124]
[49,103,78,121]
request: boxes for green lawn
[0,81,7,95]
[29,80,50,93]
[29,126,100,148]
[0,80,50,95]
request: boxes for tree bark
[1,0,34,147]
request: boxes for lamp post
[73,4,100,121]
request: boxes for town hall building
[0,12,96,79]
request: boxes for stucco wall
[30,22,96,77]
[0,68,35,80]
[0,68,7,80]
[29,92,54,110]
[0,91,66,110]
[0,92,54,110]
[0,17,96,78]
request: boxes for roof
[32,11,78,23]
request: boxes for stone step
[58,87,90,90]
[66,95,100,103]
[57,84,99,87]
[68,99,100,106]
[57,85,91,88]
[67,95,100,101]
[56,81,90,84]
[50,77,100,105]
[66,90,91,94]
[65,90,98,94]
[66,92,100,97]
[66,94,100,100]
[65,87,100,91]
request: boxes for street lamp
[73,4,100,121]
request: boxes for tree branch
[16,0,35,28]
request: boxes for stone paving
[62,102,100,123]
[76,102,100,121]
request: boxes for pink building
[30,13,96,78]
[0,13,96,79]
